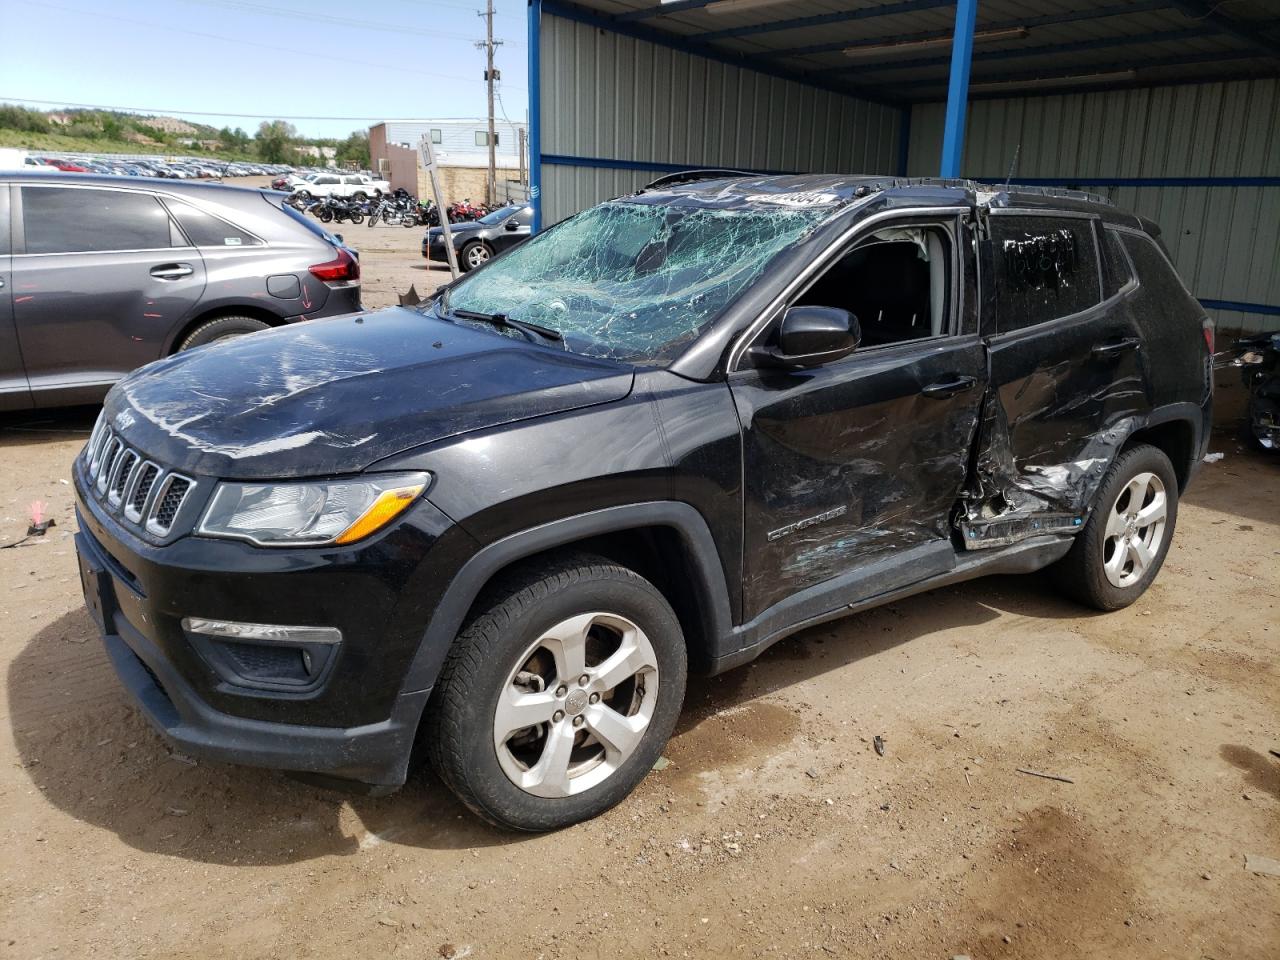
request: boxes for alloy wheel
[466,245,490,269]
[1102,471,1168,588]
[493,612,659,798]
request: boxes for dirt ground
[0,181,1277,959]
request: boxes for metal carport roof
[546,0,1280,106]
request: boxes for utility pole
[477,0,501,208]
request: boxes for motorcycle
[313,195,364,225]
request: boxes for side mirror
[751,305,861,369]
[504,218,520,231]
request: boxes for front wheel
[426,555,687,831]
[461,240,492,271]
[1051,443,1179,610]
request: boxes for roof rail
[641,169,753,190]
[890,177,1113,206]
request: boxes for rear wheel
[177,315,270,351]
[426,555,687,831]
[1052,443,1179,610]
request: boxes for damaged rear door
[962,211,1152,547]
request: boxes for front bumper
[71,460,470,790]
[76,525,428,789]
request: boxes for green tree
[0,105,50,133]
[255,120,298,163]
[334,130,370,169]
[219,125,251,152]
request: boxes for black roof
[639,170,1116,209]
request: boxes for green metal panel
[906,78,1280,337]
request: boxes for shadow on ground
[9,571,1082,866]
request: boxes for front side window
[793,223,952,347]
[439,199,833,365]
[990,214,1101,332]
[22,186,173,254]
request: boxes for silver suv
[0,173,362,410]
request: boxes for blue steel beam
[1168,1,1280,60]
[939,0,978,178]
[528,0,543,232]
[830,26,1218,75]
[765,1,1173,59]
[897,48,1261,90]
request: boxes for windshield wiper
[451,308,563,343]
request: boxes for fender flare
[398,501,735,696]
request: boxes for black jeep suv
[73,174,1213,831]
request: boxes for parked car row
[2,150,298,181]
[0,172,362,410]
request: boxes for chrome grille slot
[125,463,160,523]
[96,438,123,495]
[109,451,139,506]
[80,416,197,538]
[146,475,194,536]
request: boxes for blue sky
[1,0,529,139]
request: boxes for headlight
[196,472,429,547]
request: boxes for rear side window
[1100,227,1133,299]
[1120,231,1196,308]
[166,199,260,247]
[990,214,1101,332]
[22,186,174,254]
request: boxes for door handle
[1092,337,1141,358]
[921,375,977,399]
[150,263,194,280]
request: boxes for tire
[426,554,687,832]
[1051,443,1179,611]
[348,211,365,224]
[317,208,333,223]
[461,240,492,271]
[352,191,367,201]
[176,315,271,351]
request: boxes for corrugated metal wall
[908,79,1280,337]
[539,11,903,225]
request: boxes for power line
[174,0,524,44]
[37,4,525,88]
[0,97,512,123]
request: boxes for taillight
[308,248,359,283]
[1202,317,1215,355]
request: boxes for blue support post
[528,0,543,233]
[939,0,978,178]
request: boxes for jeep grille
[82,413,197,536]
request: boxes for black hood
[105,307,634,479]
[428,221,485,237]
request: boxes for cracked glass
[438,199,832,364]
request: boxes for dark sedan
[423,204,533,271]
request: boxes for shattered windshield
[438,199,832,364]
